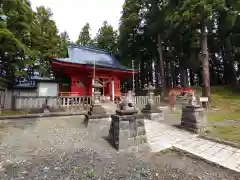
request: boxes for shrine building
[51,44,135,100]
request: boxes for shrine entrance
[97,77,115,100]
[95,78,111,98]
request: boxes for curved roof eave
[52,57,135,72]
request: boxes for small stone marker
[181,91,208,133]
[109,91,149,151]
[199,97,208,103]
[141,84,164,121]
[199,96,209,108]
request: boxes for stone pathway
[145,120,240,173]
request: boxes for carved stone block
[108,114,148,150]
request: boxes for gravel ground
[0,116,239,180]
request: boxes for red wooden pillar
[114,78,120,97]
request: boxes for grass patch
[208,111,240,121]
[0,121,7,140]
[0,110,27,116]
[86,170,96,178]
[206,125,240,145]
[172,112,181,120]
[190,86,240,121]
[199,86,240,110]
[170,86,240,145]
[0,122,6,129]
[159,148,172,154]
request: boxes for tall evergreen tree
[32,6,61,77]
[76,22,92,46]
[95,21,118,52]
[0,0,32,81]
[59,31,70,57]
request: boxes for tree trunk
[180,69,188,87]
[201,25,210,98]
[157,34,166,96]
[223,37,236,85]
[189,70,195,86]
[154,57,160,87]
[148,58,153,84]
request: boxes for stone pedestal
[181,105,208,133]
[108,91,148,151]
[141,103,164,121]
[109,114,148,150]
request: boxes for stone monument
[141,84,164,121]
[180,91,208,133]
[109,91,148,151]
[85,80,108,123]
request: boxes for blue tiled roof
[14,83,37,89]
[54,44,131,70]
[31,76,55,81]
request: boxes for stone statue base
[108,114,148,150]
[89,104,107,115]
[141,103,164,121]
[181,105,209,133]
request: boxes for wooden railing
[58,96,92,108]
[13,95,161,110]
[134,96,161,108]
[58,92,92,96]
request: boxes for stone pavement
[145,120,240,173]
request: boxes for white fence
[12,95,161,110]
[134,96,161,108]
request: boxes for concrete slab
[202,145,224,156]
[144,120,240,172]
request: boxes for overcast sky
[30,0,124,41]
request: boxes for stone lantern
[92,80,102,105]
[85,80,108,124]
[141,83,164,121]
[144,83,155,105]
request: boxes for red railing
[168,87,195,107]
[58,92,92,96]
[58,92,123,97]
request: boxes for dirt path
[0,116,239,180]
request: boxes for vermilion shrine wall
[65,73,121,98]
[70,75,92,96]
